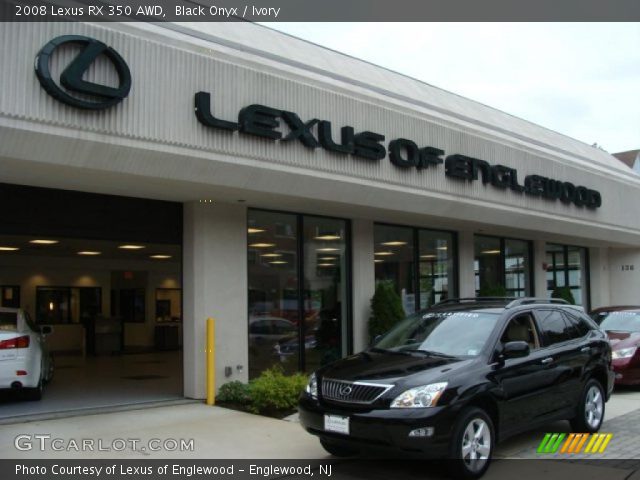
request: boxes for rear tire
[319,438,357,457]
[448,407,494,479]
[23,380,43,401]
[570,379,605,432]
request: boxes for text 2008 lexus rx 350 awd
[299,298,614,479]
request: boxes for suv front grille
[321,378,393,404]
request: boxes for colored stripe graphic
[539,433,613,454]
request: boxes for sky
[262,23,640,154]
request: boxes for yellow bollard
[206,317,215,405]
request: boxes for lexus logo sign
[35,35,131,110]
[339,385,353,396]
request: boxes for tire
[570,379,605,433]
[447,407,494,479]
[44,355,54,384]
[23,380,43,401]
[319,438,357,457]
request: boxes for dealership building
[0,21,639,409]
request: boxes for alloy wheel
[585,384,604,430]
[461,417,492,473]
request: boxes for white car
[0,307,54,400]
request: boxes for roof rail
[434,297,515,306]
[505,298,569,308]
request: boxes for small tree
[478,283,508,297]
[369,282,405,341]
[552,286,576,305]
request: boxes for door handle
[541,357,554,365]
[581,347,591,353]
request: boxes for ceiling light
[481,249,501,255]
[0,246,19,251]
[319,257,337,261]
[381,241,407,246]
[318,263,335,267]
[77,251,101,256]
[248,228,265,234]
[374,259,384,263]
[269,260,288,265]
[249,243,276,248]
[314,235,341,241]
[150,255,172,259]
[317,248,340,252]
[436,246,448,251]
[421,254,437,259]
[29,239,59,245]
[374,251,394,256]
[118,245,145,250]
[261,253,282,258]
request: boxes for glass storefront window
[374,224,457,313]
[247,210,350,378]
[374,225,415,313]
[418,230,456,308]
[546,244,589,307]
[474,235,532,297]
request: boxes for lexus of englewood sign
[34,35,602,209]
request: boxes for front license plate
[324,414,349,435]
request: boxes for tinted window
[0,311,17,331]
[563,312,591,338]
[538,310,576,345]
[600,311,640,332]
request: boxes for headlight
[612,347,637,360]
[390,382,447,408]
[306,373,318,399]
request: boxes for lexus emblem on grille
[339,385,353,396]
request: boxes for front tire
[448,407,494,479]
[570,379,605,432]
[319,438,357,457]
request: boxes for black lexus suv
[299,298,614,478]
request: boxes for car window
[500,313,540,350]
[537,309,577,346]
[0,311,18,331]
[562,311,591,337]
[250,320,271,335]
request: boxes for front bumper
[612,358,640,386]
[298,394,458,458]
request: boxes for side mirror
[40,325,53,336]
[370,334,383,346]
[502,341,530,360]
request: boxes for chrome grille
[321,378,393,404]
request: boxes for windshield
[373,310,500,357]
[600,311,640,332]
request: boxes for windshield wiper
[401,349,458,359]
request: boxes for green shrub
[552,286,576,305]
[217,381,251,405]
[369,281,405,340]
[248,366,308,415]
[478,284,508,297]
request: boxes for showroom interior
[0,21,639,420]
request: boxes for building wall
[608,249,640,306]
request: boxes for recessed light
[374,259,384,263]
[316,248,340,252]
[150,255,172,259]
[481,249,501,255]
[374,251,394,256]
[318,263,335,267]
[319,257,337,261]
[29,239,59,245]
[381,241,407,246]
[248,228,266,234]
[249,243,276,248]
[77,251,101,256]
[269,260,287,265]
[261,253,282,258]
[314,235,341,241]
[421,254,437,259]
[436,246,448,251]
[118,245,145,250]
[199,199,214,203]
[0,246,19,251]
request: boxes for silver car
[0,307,54,400]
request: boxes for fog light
[16,370,27,376]
[409,427,434,438]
